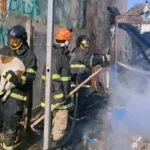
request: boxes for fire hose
[30,68,103,132]
[117,61,150,75]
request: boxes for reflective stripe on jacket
[40,44,72,109]
[0,44,37,101]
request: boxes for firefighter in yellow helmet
[41,27,73,142]
[69,35,110,142]
[0,25,37,150]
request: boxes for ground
[15,130,150,150]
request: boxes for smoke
[109,68,150,150]
[69,66,150,150]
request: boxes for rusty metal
[115,15,143,24]
[115,15,150,24]
[114,5,150,25]
[125,6,144,16]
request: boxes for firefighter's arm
[89,53,110,66]
[61,55,71,98]
[4,55,37,87]
[82,53,110,67]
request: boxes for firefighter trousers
[0,97,24,147]
[52,109,69,141]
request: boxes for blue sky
[128,0,145,8]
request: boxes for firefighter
[0,25,37,150]
[70,35,110,139]
[41,27,73,142]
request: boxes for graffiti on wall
[0,0,87,27]
[7,0,40,18]
[0,24,8,48]
[54,0,71,26]
[78,0,87,28]
[54,0,87,29]
[0,0,7,13]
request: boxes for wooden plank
[115,15,150,24]
[125,6,144,16]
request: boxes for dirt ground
[12,130,43,150]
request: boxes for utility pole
[43,0,54,149]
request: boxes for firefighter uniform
[41,44,73,141]
[70,47,109,116]
[0,43,37,149]
[69,44,110,140]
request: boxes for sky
[128,0,145,8]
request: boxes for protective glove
[104,54,111,62]
[3,70,22,87]
[107,6,120,25]
[101,54,111,67]
[107,6,120,16]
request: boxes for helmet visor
[8,38,23,50]
[80,40,90,48]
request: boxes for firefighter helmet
[55,28,72,42]
[76,35,90,48]
[8,25,27,50]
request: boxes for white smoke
[109,68,150,150]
